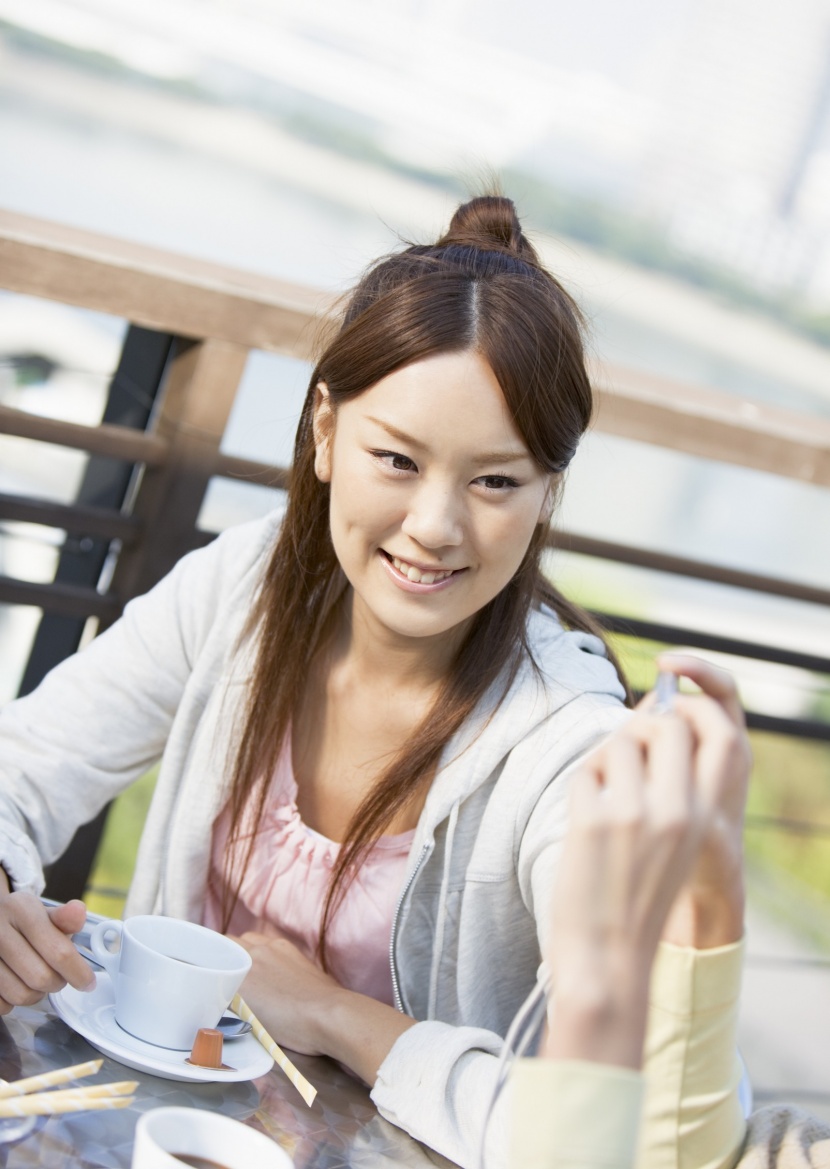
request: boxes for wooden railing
[4,210,829,493]
[1,207,829,714]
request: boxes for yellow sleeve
[510,1058,645,1169]
[637,940,747,1169]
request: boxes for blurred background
[1,0,830,1117]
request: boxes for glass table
[0,999,458,1168]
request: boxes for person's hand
[233,931,416,1084]
[650,654,751,949]
[234,932,345,1057]
[545,711,709,1066]
[0,892,95,1013]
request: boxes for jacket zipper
[389,841,431,1013]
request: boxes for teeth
[391,556,453,584]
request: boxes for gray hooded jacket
[0,511,627,1167]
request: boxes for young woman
[0,197,742,1166]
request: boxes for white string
[476,977,549,1169]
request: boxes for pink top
[203,740,414,1006]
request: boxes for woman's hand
[651,654,751,949]
[234,932,344,1058]
[545,711,709,1067]
[0,891,95,1013]
[543,653,751,1067]
[234,932,416,1084]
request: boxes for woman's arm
[0,514,280,890]
[236,932,507,1167]
[0,514,281,1009]
[510,712,708,1169]
[542,708,712,1069]
[638,657,751,1169]
[232,933,416,1085]
[514,659,751,1169]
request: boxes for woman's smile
[379,549,466,591]
[312,349,552,649]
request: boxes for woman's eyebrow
[367,416,428,451]
[366,416,531,467]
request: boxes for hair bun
[437,196,538,262]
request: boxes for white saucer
[49,972,274,1083]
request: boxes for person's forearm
[542,951,653,1070]
[0,867,10,896]
[312,989,417,1085]
[544,994,648,1070]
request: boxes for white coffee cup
[89,915,251,1051]
[131,1107,292,1169]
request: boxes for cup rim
[119,916,252,975]
[135,1106,290,1166]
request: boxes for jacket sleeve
[503,943,746,1169]
[510,1059,645,1169]
[636,940,746,1169]
[0,513,279,894]
[373,1020,509,1168]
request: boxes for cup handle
[88,919,123,979]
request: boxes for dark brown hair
[222,196,630,968]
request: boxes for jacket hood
[418,605,626,837]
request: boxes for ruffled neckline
[264,739,415,860]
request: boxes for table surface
[0,999,458,1168]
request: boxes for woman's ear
[312,383,333,483]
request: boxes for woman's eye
[373,450,417,473]
[478,474,519,492]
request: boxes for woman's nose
[401,484,464,549]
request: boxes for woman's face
[313,350,552,651]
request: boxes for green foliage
[744,730,830,946]
[85,768,158,918]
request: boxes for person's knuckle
[721,720,741,745]
[51,936,79,965]
[726,728,752,767]
[18,985,44,1006]
[659,813,690,844]
[39,969,66,994]
[616,808,645,834]
[578,815,606,842]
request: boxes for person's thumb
[47,899,88,936]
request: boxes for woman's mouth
[380,551,464,592]
[389,555,455,585]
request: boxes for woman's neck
[329,589,467,696]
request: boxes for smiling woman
[0,196,742,1169]
[313,352,552,648]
